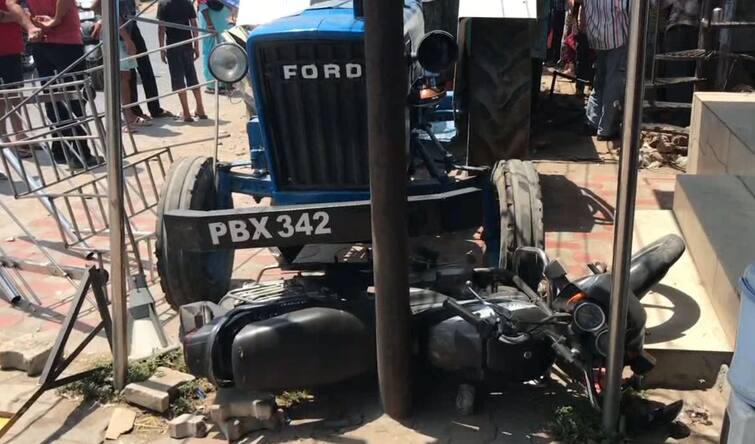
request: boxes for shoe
[70,155,105,170]
[597,133,619,142]
[581,124,597,137]
[151,109,175,118]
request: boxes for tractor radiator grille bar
[254,39,369,191]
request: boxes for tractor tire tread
[492,159,544,269]
[155,156,234,310]
[467,20,531,165]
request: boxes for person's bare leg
[8,102,25,141]
[191,87,206,117]
[0,99,30,156]
[121,71,137,124]
[178,91,191,120]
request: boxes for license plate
[79,10,95,20]
[164,187,484,251]
[207,210,336,246]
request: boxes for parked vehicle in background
[77,0,103,90]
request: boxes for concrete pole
[363,0,413,419]
[101,0,128,390]
[601,0,649,434]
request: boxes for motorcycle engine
[426,287,555,385]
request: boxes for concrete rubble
[640,132,689,170]
[208,388,284,442]
[0,331,57,376]
[168,413,209,439]
[123,366,195,413]
[104,407,136,440]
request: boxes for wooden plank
[642,123,690,135]
[646,77,706,88]
[644,100,692,110]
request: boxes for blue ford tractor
[157,0,543,310]
[155,0,683,413]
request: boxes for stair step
[655,49,708,61]
[641,123,690,136]
[635,209,733,389]
[655,49,755,62]
[646,77,706,88]
[706,20,755,29]
[644,100,692,110]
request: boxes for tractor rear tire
[155,156,234,310]
[465,18,532,165]
[492,159,544,270]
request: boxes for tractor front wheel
[491,159,544,270]
[155,156,234,310]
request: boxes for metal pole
[101,0,128,390]
[364,0,412,419]
[602,0,649,434]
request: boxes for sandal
[10,146,33,159]
[152,109,175,118]
[194,112,208,120]
[176,115,194,123]
[127,116,152,127]
[121,122,138,133]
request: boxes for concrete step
[633,210,733,390]
[673,175,755,346]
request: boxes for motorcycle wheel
[155,156,234,310]
[491,159,544,270]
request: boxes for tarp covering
[458,0,536,19]
[231,0,315,26]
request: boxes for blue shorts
[119,40,137,72]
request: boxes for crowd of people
[0,0,237,178]
[541,0,700,141]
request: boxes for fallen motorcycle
[179,234,686,414]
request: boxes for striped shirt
[583,0,630,50]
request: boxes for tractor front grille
[254,40,369,191]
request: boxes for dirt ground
[0,68,732,444]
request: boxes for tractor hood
[246,0,424,42]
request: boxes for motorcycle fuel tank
[426,295,555,383]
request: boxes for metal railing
[0,2,227,304]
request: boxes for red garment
[0,1,24,56]
[26,0,82,45]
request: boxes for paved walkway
[0,74,728,443]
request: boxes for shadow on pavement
[541,174,615,233]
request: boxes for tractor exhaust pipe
[354,0,364,18]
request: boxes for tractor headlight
[415,31,459,74]
[208,43,248,84]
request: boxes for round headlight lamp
[415,30,459,74]
[573,302,607,333]
[208,42,248,84]
[595,329,609,357]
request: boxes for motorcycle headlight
[208,43,248,84]
[573,302,606,333]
